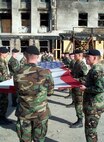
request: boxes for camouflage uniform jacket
[0,57,10,82]
[20,56,27,68]
[14,63,54,120]
[68,59,75,71]
[8,56,20,76]
[61,56,65,63]
[47,55,53,62]
[71,60,88,83]
[63,57,71,67]
[41,54,47,62]
[83,63,104,111]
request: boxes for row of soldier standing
[0,47,12,124]
[40,51,53,62]
[0,47,28,125]
[61,49,104,142]
[0,45,104,142]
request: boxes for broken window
[39,40,49,52]
[98,13,104,27]
[2,40,10,46]
[21,0,30,2]
[2,40,10,51]
[21,40,29,46]
[2,0,11,8]
[79,0,88,2]
[2,0,11,2]
[40,0,49,2]
[21,13,31,33]
[78,13,88,26]
[21,0,31,9]
[21,0,31,4]
[0,13,11,33]
[21,40,29,52]
[40,13,49,27]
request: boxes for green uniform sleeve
[8,57,20,76]
[0,60,9,81]
[85,70,104,94]
[45,70,54,96]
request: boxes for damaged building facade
[0,0,104,59]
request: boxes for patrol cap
[12,48,19,53]
[73,49,83,54]
[26,45,40,55]
[0,46,9,53]
[85,49,101,56]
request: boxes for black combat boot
[70,118,83,128]
[66,101,74,108]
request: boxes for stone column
[16,39,21,50]
[10,39,14,51]
[35,40,40,50]
[12,0,21,34]
[31,0,39,33]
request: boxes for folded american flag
[38,61,81,89]
[0,77,15,93]
[0,61,81,93]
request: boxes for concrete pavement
[0,90,104,142]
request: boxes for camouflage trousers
[0,93,8,117]
[84,109,102,142]
[69,89,74,103]
[16,117,48,142]
[72,88,83,119]
[83,93,104,142]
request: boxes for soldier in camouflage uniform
[60,53,65,62]
[14,45,54,142]
[8,48,20,107]
[47,52,53,62]
[100,59,104,65]
[62,52,71,67]
[20,46,27,68]
[8,48,20,76]
[68,53,76,70]
[0,46,12,125]
[65,52,75,101]
[41,52,48,62]
[20,56,27,68]
[80,49,104,142]
[69,49,88,128]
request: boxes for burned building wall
[56,0,104,31]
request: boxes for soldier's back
[8,56,20,75]
[14,63,54,119]
[0,58,9,81]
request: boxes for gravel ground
[0,90,104,142]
